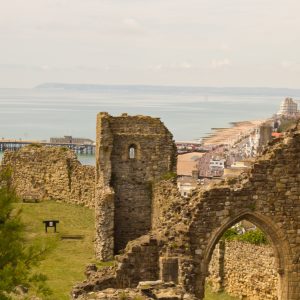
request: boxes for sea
[1,84,300,165]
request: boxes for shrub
[223,227,268,245]
[222,227,238,241]
[28,143,42,148]
[236,229,268,245]
[160,172,177,181]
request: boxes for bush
[222,227,238,241]
[28,143,42,148]
[160,172,177,181]
[223,227,268,245]
[236,229,268,245]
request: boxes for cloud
[121,17,146,35]
[148,61,193,71]
[280,60,300,72]
[210,58,231,69]
[179,62,192,69]
[220,43,231,51]
[281,60,294,69]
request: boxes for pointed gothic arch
[192,210,292,299]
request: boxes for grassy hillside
[18,201,96,300]
[17,200,236,300]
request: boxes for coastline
[202,119,267,146]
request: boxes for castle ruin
[3,113,300,299]
[94,112,177,260]
[74,116,300,300]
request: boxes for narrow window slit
[129,145,136,159]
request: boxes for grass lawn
[17,200,236,300]
[204,285,237,300]
[17,201,97,300]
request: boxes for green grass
[17,201,96,300]
[204,285,237,300]
[16,200,236,300]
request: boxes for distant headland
[35,82,300,97]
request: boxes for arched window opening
[205,220,278,299]
[129,144,136,159]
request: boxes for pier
[0,139,95,155]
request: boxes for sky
[0,0,300,88]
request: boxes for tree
[0,168,51,299]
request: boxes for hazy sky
[1,0,300,88]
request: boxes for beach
[202,119,267,146]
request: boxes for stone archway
[197,211,291,299]
[184,128,300,299]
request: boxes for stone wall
[95,113,177,260]
[151,179,182,230]
[208,240,278,299]
[1,145,95,207]
[75,122,300,300]
[72,235,160,298]
[115,235,160,288]
[187,128,300,299]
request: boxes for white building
[209,158,225,177]
[177,177,198,198]
[278,97,298,116]
[209,158,225,169]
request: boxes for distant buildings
[176,96,299,193]
[277,97,298,116]
[50,135,94,145]
[177,177,198,198]
[209,157,225,177]
[176,140,203,153]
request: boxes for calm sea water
[1,85,299,165]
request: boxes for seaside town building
[177,176,198,197]
[209,157,225,177]
[223,159,253,178]
[277,97,298,116]
[175,140,202,153]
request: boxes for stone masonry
[1,145,95,207]
[75,120,300,300]
[95,113,177,260]
[208,240,278,299]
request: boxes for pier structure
[0,139,95,155]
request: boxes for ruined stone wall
[187,128,300,299]
[75,123,300,300]
[1,145,95,207]
[208,240,278,299]
[95,113,177,260]
[115,235,160,288]
[72,235,160,299]
[151,179,182,230]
